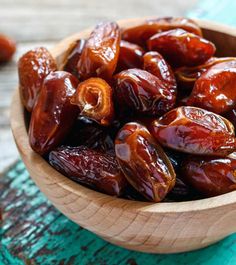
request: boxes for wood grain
[10,18,236,254]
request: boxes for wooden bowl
[11,18,236,254]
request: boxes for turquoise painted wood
[1,161,236,265]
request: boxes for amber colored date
[115,122,176,202]
[187,60,236,114]
[49,146,127,196]
[0,34,16,63]
[143,51,177,90]
[71,77,114,126]
[147,29,215,67]
[116,40,144,72]
[18,47,57,112]
[63,39,86,76]
[122,17,202,47]
[150,106,236,156]
[114,69,176,116]
[174,57,236,91]
[182,154,236,196]
[77,22,121,80]
[29,71,79,155]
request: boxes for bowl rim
[11,17,236,214]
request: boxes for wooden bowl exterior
[11,18,236,253]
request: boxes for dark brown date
[0,34,16,63]
[147,29,216,67]
[29,71,79,155]
[150,106,236,156]
[116,40,144,72]
[63,39,86,76]
[225,108,236,129]
[71,77,114,126]
[182,154,236,196]
[187,60,236,114]
[115,122,176,202]
[122,17,202,47]
[18,47,57,112]
[114,69,176,116]
[77,22,121,80]
[143,51,177,90]
[49,146,127,196]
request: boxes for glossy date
[115,122,176,202]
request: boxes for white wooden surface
[0,0,197,172]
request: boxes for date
[115,122,176,202]
[71,77,114,126]
[29,71,79,155]
[0,34,16,63]
[49,146,127,196]
[150,106,236,156]
[114,69,176,116]
[147,29,216,67]
[18,47,57,112]
[182,153,236,196]
[77,22,121,80]
[187,60,236,114]
[122,17,202,47]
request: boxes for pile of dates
[18,17,236,202]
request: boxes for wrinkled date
[71,77,114,125]
[0,34,16,63]
[122,17,202,47]
[116,40,144,71]
[225,108,236,129]
[187,60,236,114]
[29,71,79,155]
[143,51,177,91]
[114,69,176,116]
[18,47,57,112]
[174,57,236,91]
[115,122,176,202]
[49,146,127,196]
[77,22,121,80]
[147,29,216,67]
[182,154,236,196]
[150,106,236,156]
[63,39,86,76]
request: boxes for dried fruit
[114,69,176,116]
[150,106,236,156]
[71,77,114,125]
[182,153,236,196]
[115,122,176,202]
[18,47,57,112]
[77,22,121,80]
[122,17,202,47]
[29,71,79,155]
[0,34,16,63]
[49,146,127,196]
[147,29,216,67]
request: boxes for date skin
[18,47,57,112]
[0,34,16,63]
[122,17,202,47]
[143,51,177,90]
[174,57,236,91]
[116,40,144,72]
[225,108,236,129]
[29,71,79,155]
[115,122,176,202]
[187,60,236,114]
[150,106,236,156]
[182,153,236,196]
[114,69,176,116]
[77,22,121,80]
[49,146,127,196]
[71,77,114,126]
[147,29,216,67]
[63,39,86,76]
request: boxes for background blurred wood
[0,0,198,172]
